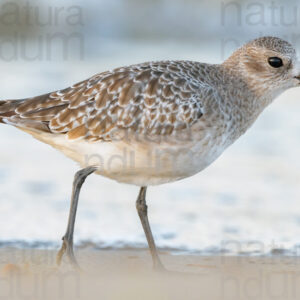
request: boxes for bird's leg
[136,187,165,271]
[56,166,97,269]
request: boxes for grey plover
[0,36,299,270]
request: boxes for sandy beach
[0,247,299,300]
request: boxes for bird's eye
[268,57,283,68]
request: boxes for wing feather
[0,61,215,141]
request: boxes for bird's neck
[216,62,276,140]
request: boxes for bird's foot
[152,259,167,273]
[56,236,81,271]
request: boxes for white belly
[25,127,230,186]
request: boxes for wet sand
[0,248,299,300]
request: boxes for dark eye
[268,57,283,68]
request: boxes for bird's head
[223,36,300,99]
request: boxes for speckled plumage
[0,61,209,141]
[1,36,299,185]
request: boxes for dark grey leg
[136,187,165,271]
[56,166,97,269]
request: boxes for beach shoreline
[0,248,300,300]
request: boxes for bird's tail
[0,100,20,124]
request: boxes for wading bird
[0,36,299,271]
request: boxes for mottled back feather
[0,61,210,142]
